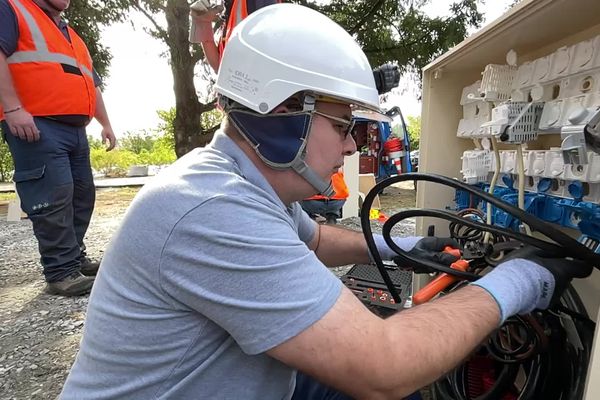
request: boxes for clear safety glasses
[313,110,356,139]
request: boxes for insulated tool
[412,247,468,305]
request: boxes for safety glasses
[313,110,356,139]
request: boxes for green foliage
[87,135,104,150]
[156,108,176,147]
[120,131,156,154]
[90,148,138,177]
[406,115,421,150]
[392,115,420,150]
[89,129,177,176]
[137,140,177,166]
[299,0,483,79]
[157,107,223,135]
[201,108,224,130]
[0,139,14,182]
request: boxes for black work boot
[79,255,101,276]
[46,272,95,296]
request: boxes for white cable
[516,144,532,235]
[484,137,501,243]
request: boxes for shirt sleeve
[158,194,342,355]
[92,69,102,87]
[290,202,317,244]
[0,0,18,57]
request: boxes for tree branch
[132,2,169,41]
[199,98,217,113]
[348,0,386,36]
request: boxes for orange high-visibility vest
[307,172,349,201]
[0,0,97,121]
[218,0,282,61]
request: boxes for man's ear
[272,104,291,114]
[272,96,304,114]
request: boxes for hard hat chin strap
[291,159,334,197]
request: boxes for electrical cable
[484,137,501,244]
[358,172,597,399]
[516,144,532,235]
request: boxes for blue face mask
[225,95,335,197]
[228,110,313,168]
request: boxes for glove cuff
[372,234,422,261]
[471,258,555,324]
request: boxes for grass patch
[0,192,16,202]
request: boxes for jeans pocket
[13,165,48,214]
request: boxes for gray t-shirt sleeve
[159,195,342,355]
[290,202,317,244]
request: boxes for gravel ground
[0,184,416,400]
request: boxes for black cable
[360,173,600,302]
[382,208,573,280]
[361,173,600,264]
[358,172,597,399]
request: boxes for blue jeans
[292,373,423,400]
[2,118,95,282]
[300,199,346,220]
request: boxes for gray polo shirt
[60,131,343,399]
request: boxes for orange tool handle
[443,246,461,258]
[412,259,469,305]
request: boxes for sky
[87,1,513,138]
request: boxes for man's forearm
[0,52,21,110]
[372,285,499,398]
[201,41,220,72]
[314,224,371,267]
[94,88,112,128]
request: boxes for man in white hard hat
[61,4,591,399]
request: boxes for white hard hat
[215,3,380,113]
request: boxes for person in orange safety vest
[301,171,349,224]
[189,0,282,73]
[0,0,117,296]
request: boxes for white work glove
[189,0,223,43]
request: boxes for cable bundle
[359,173,598,399]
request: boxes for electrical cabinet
[417,1,600,397]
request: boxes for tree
[129,0,483,156]
[302,0,483,79]
[64,1,131,79]
[130,0,218,157]
[405,115,421,150]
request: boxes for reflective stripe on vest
[7,0,94,80]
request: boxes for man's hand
[472,246,594,323]
[189,0,222,43]
[373,234,460,267]
[405,237,461,267]
[5,108,40,142]
[101,126,117,151]
[190,0,223,22]
[504,246,593,304]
